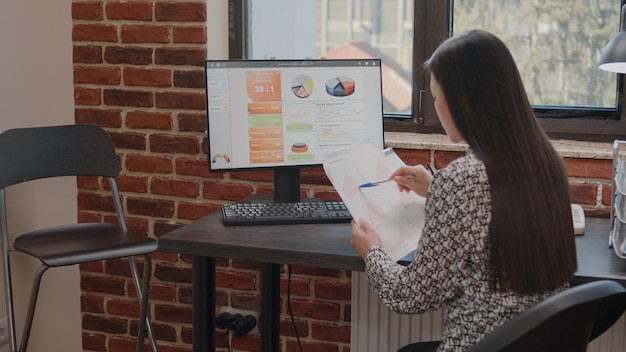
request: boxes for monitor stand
[273,167,301,203]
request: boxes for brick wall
[71,1,613,352]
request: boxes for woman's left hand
[350,219,383,259]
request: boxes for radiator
[351,272,626,352]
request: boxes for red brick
[82,314,128,334]
[127,217,149,236]
[75,87,101,105]
[107,299,140,318]
[125,154,173,174]
[127,111,172,130]
[286,340,338,352]
[78,192,116,212]
[155,48,206,66]
[148,284,177,302]
[155,263,192,283]
[155,2,207,22]
[177,202,218,220]
[301,167,330,185]
[230,170,273,182]
[569,183,598,205]
[104,89,153,107]
[563,158,612,179]
[82,332,106,351]
[280,319,309,338]
[105,46,153,65]
[311,323,351,343]
[127,197,175,217]
[124,67,172,87]
[77,211,102,224]
[153,221,184,238]
[81,275,126,295]
[151,177,200,197]
[109,131,147,150]
[314,280,351,300]
[155,91,206,110]
[231,335,261,351]
[116,175,149,193]
[73,24,118,42]
[202,181,254,201]
[312,189,341,201]
[75,108,122,127]
[231,293,261,311]
[105,258,135,278]
[74,66,121,85]
[81,294,105,314]
[106,1,152,21]
[395,148,430,166]
[80,260,104,273]
[77,175,101,190]
[173,26,207,43]
[154,304,193,324]
[72,1,103,20]
[602,184,612,206]
[173,69,205,88]
[434,150,465,168]
[121,24,170,44]
[175,157,212,177]
[216,270,257,290]
[289,299,340,321]
[150,134,200,154]
[107,337,142,351]
[73,45,103,64]
[178,113,206,132]
[280,276,311,296]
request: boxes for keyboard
[221,200,352,226]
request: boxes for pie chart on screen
[325,76,355,97]
[291,75,314,98]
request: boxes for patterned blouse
[364,152,563,351]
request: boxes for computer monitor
[205,58,385,203]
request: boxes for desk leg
[193,256,215,352]
[261,263,281,352]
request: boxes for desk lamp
[600,4,626,73]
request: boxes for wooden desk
[158,214,626,352]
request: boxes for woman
[350,29,577,351]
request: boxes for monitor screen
[205,58,385,202]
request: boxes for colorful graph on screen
[325,76,356,97]
[291,75,314,98]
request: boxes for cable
[225,327,232,352]
[287,265,304,352]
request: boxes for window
[228,0,626,142]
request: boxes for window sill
[384,132,614,160]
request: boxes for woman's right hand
[389,164,433,197]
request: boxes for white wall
[0,1,228,351]
[0,1,82,351]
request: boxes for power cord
[287,265,304,352]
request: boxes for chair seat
[14,223,157,267]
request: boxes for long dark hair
[425,30,577,294]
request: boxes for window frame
[228,0,626,143]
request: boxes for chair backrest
[466,280,626,352]
[0,124,120,189]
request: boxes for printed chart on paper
[323,141,426,261]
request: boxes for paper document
[323,141,426,261]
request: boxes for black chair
[398,280,626,352]
[0,124,159,352]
